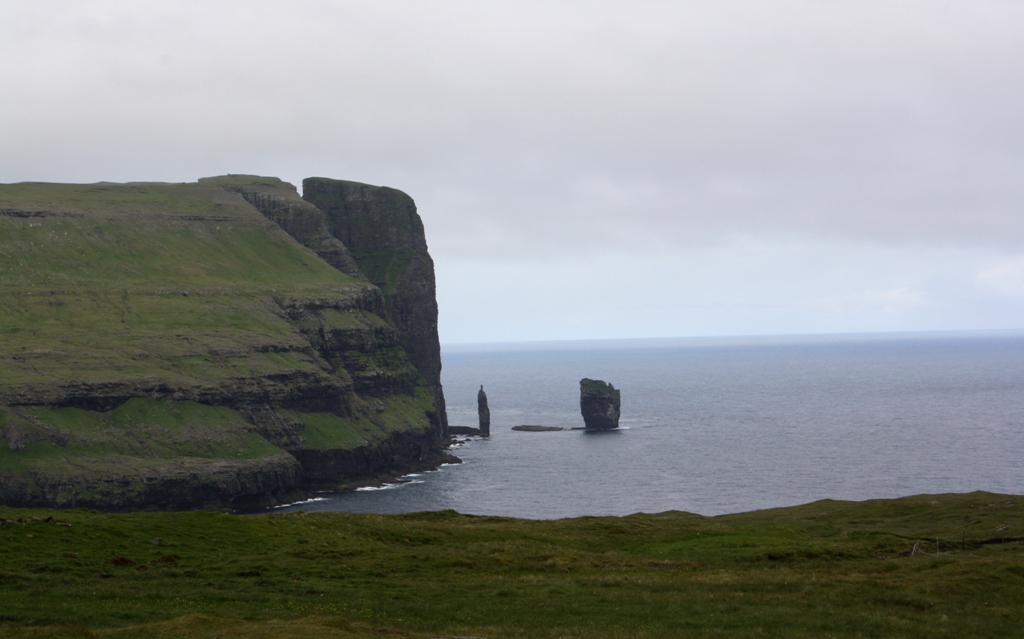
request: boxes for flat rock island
[511,425,565,432]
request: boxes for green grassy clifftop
[0,177,449,510]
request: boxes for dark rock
[302,178,448,439]
[580,378,620,429]
[511,425,565,432]
[478,385,491,437]
[448,426,482,436]
[291,429,450,490]
[0,454,303,512]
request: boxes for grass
[0,289,350,389]
[197,175,302,199]
[289,389,435,451]
[0,181,367,390]
[345,249,418,296]
[0,492,1022,638]
[0,399,285,471]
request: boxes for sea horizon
[441,328,1024,353]
[279,330,1024,518]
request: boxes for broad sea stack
[478,385,491,437]
[580,378,620,429]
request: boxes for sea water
[274,332,1024,518]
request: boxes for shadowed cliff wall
[301,178,448,435]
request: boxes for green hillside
[0,181,361,390]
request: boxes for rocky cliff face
[0,176,450,511]
[301,178,448,435]
[580,379,621,430]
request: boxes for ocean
[275,332,1024,518]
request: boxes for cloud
[975,257,1024,299]
[814,286,926,315]
[2,0,1023,258]
[3,1,1023,339]
[435,239,1022,342]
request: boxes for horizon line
[441,328,1024,350]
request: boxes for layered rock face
[0,176,450,511]
[580,379,621,429]
[302,178,448,437]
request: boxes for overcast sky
[2,1,1023,343]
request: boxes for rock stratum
[0,176,450,511]
[580,379,620,430]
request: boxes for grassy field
[1,491,1022,638]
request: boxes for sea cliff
[0,176,449,510]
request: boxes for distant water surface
[275,333,1024,518]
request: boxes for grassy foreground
[1,492,1022,638]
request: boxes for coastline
[239,449,463,513]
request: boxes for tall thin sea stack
[579,379,620,430]
[478,385,491,437]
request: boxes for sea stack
[478,385,491,437]
[580,378,620,430]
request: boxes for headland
[0,175,450,511]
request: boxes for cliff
[301,178,447,434]
[0,176,449,510]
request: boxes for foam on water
[271,496,327,509]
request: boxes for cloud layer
[3,1,1023,340]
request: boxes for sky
[2,0,1023,343]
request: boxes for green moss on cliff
[0,181,369,394]
[291,308,391,333]
[0,186,351,290]
[0,181,245,217]
[0,399,285,471]
[345,249,417,296]
[196,174,298,197]
[289,389,434,451]
[580,378,618,399]
[0,292,330,389]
